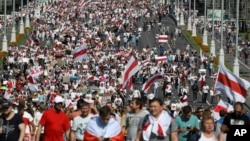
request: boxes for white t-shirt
[71,115,92,140]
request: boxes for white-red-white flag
[142,73,163,92]
[215,64,250,103]
[71,44,88,62]
[122,56,140,88]
[158,35,168,43]
[212,99,234,120]
[155,56,166,63]
[126,77,133,91]
[180,94,188,107]
[79,0,90,8]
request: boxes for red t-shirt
[40,109,70,141]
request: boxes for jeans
[202,93,208,103]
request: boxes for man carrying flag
[84,106,124,141]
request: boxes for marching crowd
[0,0,250,141]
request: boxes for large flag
[215,64,250,103]
[142,73,163,93]
[84,117,124,141]
[71,44,88,62]
[122,56,140,88]
[213,99,234,120]
[127,77,133,91]
[79,0,90,8]
[158,35,168,43]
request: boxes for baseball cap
[54,96,64,103]
[2,101,12,109]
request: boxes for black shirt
[0,113,23,141]
[223,112,250,141]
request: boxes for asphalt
[136,15,215,109]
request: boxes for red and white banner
[180,94,188,107]
[122,56,140,88]
[84,117,124,140]
[127,77,133,91]
[141,60,150,66]
[213,99,233,120]
[158,35,168,43]
[29,66,44,77]
[155,56,166,62]
[79,0,90,8]
[215,64,250,103]
[71,44,88,62]
[142,73,163,92]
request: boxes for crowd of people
[0,0,250,141]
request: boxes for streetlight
[11,0,16,43]
[179,0,185,26]
[187,0,192,31]
[210,0,216,56]
[219,0,225,65]
[25,0,30,28]
[233,0,239,76]
[202,0,208,46]
[19,0,24,34]
[192,0,197,37]
[176,0,180,26]
[2,0,8,52]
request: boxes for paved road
[136,15,214,109]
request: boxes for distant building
[205,0,249,31]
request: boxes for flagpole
[187,0,192,31]
[233,0,239,76]
[192,0,196,37]
[219,0,224,65]
[202,0,208,46]
[210,0,215,57]
[2,0,7,53]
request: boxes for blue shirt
[175,114,199,141]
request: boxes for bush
[213,56,219,65]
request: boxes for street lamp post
[19,0,24,34]
[233,0,239,76]
[179,0,185,26]
[210,0,215,56]
[10,0,16,43]
[176,0,180,26]
[25,0,30,28]
[187,0,192,31]
[192,0,197,37]
[202,0,208,46]
[219,0,225,65]
[2,0,8,52]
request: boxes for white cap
[54,96,64,103]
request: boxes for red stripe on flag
[123,60,138,84]
[144,75,163,90]
[217,72,247,97]
[73,49,87,59]
[214,105,228,113]
[158,37,168,40]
